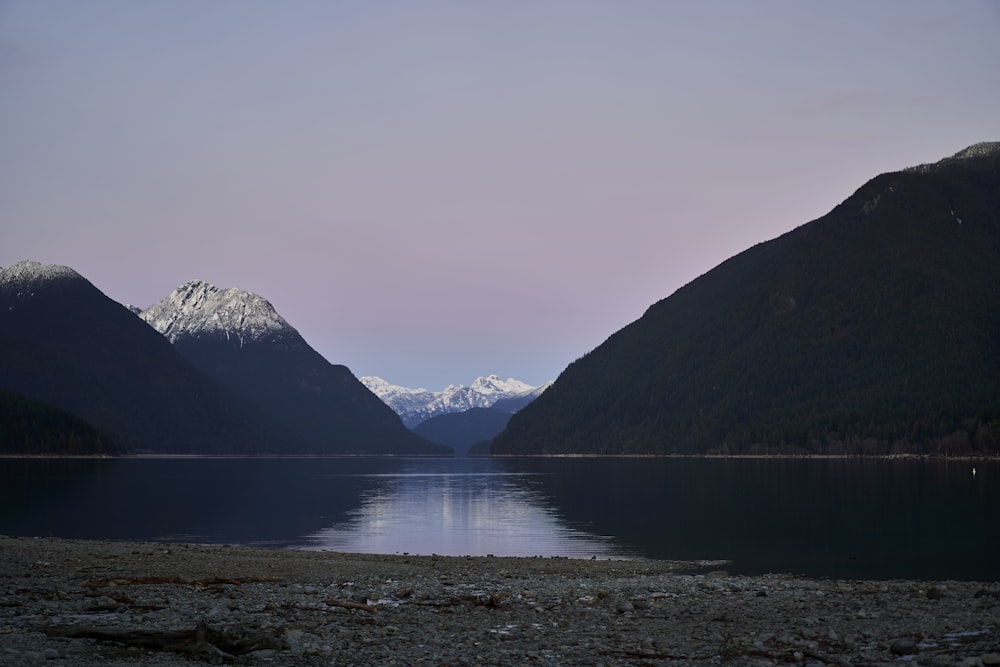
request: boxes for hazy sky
[2,1,998,389]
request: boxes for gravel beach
[1,535,998,666]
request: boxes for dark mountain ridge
[413,407,513,456]
[0,261,298,453]
[493,143,1000,456]
[141,281,448,455]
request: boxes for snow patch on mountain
[906,141,1000,173]
[140,280,299,347]
[1,260,86,309]
[951,141,1000,160]
[360,374,548,427]
[1,260,83,288]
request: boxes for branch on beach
[410,592,506,609]
[81,575,281,588]
[323,597,378,612]
[43,622,285,664]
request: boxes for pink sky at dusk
[2,1,999,389]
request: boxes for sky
[2,1,999,390]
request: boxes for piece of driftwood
[44,622,284,664]
[323,597,378,612]
[81,575,281,588]
[413,593,504,608]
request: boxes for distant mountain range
[360,375,549,428]
[0,263,447,455]
[493,142,1000,456]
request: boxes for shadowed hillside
[0,391,120,455]
[0,262,299,454]
[413,407,513,456]
[493,143,1000,456]
[141,281,449,455]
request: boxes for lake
[1,456,996,580]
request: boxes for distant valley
[0,259,540,457]
[412,408,514,457]
[360,376,550,455]
[4,142,998,458]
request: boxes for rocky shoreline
[1,536,998,666]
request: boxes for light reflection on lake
[299,463,628,558]
[0,456,632,560]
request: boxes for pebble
[927,586,947,600]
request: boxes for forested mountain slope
[493,143,1000,456]
[0,391,120,455]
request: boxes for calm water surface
[1,456,997,580]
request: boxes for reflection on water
[0,457,396,547]
[504,456,1000,580]
[1,456,997,579]
[0,457,630,559]
[300,460,628,557]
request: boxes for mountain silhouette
[0,261,297,453]
[141,280,449,455]
[493,143,1000,456]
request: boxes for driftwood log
[322,597,378,612]
[43,622,285,664]
[80,575,281,588]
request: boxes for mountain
[140,280,298,348]
[412,407,514,456]
[140,281,448,455]
[359,375,545,427]
[0,260,297,453]
[492,142,1000,456]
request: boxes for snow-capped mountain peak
[470,374,534,397]
[359,375,548,428]
[361,376,432,398]
[140,279,298,347]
